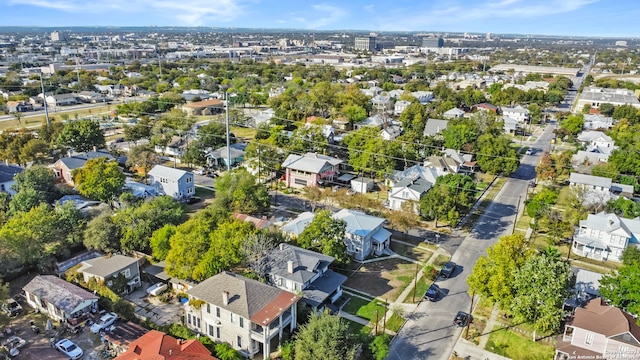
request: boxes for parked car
[525,148,533,155]
[453,311,470,327]
[90,312,118,333]
[440,261,456,279]
[2,335,27,357]
[146,282,168,296]
[2,299,22,317]
[55,338,83,360]
[185,196,202,204]
[193,169,205,175]
[424,284,439,302]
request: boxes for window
[160,177,168,183]
[120,269,130,278]
[216,307,220,317]
[237,336,242,348]
[186,176,192,183]
[585,332,594,345]
[230,313,235,323]
[196,317,201,328]
[294,178,308,186]
[208,324,214,336]
[239,317,244,328]
[216,327,220,339]
[188,313,192,325]
[187,187,194,194]
[207,304,210,313]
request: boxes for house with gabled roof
[555,298,640,360]
[577,131,617,156]
[569,173,633,205]
[22,275,98,325]
[424,149,476,174]
[115,329,218,360]
[281,211,316,239]
[281,152,342,188]
[51,150,114,185]
[260,243,347,312]
[502,105,530,123]
[388,177,432,213]
[103,321,148,357]
[583,114,613,130]
[148,165,194,200]
[333,209,391,261]
[423,118,449,137]
[394,100,411,116]
[572,212,640,262]
[181,98,223,116]
[0,163,23,195]
[77,255,141,294]
[443,107,465,119]
[185,272,300,360]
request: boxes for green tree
[561,114,584,135]
[150,224,176,261]
[214,342,243,360]
[11,165,59,203]
[620,246,640,266]
[127,145,161,179]
[510,250,571,338]
[297,210,349,263]
[441,122,477,150]
[467,233,534,310]
[293,312,357,360]
[83,211,121,254]
[600,262,640,317]
[214,169,270,214]
[476,134,519,175]
[57,119,106,152]
[73,157,126,203]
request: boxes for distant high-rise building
[354,33,377,52]
[422,37,444,48]
[51,31,67,42]
[486,32,491,40]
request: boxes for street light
[225,89,231,172]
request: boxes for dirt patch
[344,258,416,302]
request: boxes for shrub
[369,334,391,360]
[424,264,438,281]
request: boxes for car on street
[55,338,83,359]
[2,298,22,317]
[440,261,456,279]
[424,284,439,302]
[193,169,205,175]
[525,148,533,155]
[453,311,470,327]
[90,312,118,333]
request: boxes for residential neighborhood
[0,22,640,360]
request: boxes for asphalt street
[386,123,556,360]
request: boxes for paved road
[386,124,555,360]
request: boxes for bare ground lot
[343,258,416,302]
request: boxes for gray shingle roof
[148,165,190,180]
[333,209,385,237]
[393,177,433,194]
[22,275,97,315]
[569,173,612,189]
[263,244,334,285]
[187,272,298,325]
[423,118,449,137]
[302,270,347,307]
[58,151,114,170]
[281,153,342,174]
[0,164,23,183]
[281,212,316,237]
[77,255,139,278]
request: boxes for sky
[1,0,639,37]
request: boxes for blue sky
[1,0,638,37]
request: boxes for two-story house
[572,212,640,262]
[77,255,141,294]
[281,153,342,188]
[577,131,617,156]
[424,149,476,174]
[394,100,411,116]
[185,272,300,360]
[23,275,98,325]
[569,173,634,205]
[583,114,613,130]
[333,209,391,261]
[261,243,347,312]
[501,105,530,123]
[388,176,433,213]
[555,298,640,360]
[148,165,194,200]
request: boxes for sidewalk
[452,338,511,360]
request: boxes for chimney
[222,291,229,306]
[4,159,8,166]
[287,260,294,274]
[67,150,72,158]
[279,243,285,251]
[169,349,172,356]
[93,146,97,152]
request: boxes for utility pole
[412,262,419,303]
[466,290,475,340]
[225,90,231,171]
[40,72,50,127]
[512,195,522,234]
[257,144,261,182]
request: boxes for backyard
[485,326,555,360]
[343,258,418,301]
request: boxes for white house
[572,212,640,262]
[411,91,434,104]
[501,105,530,123]
[148,165,195,200]
[394,100,411,116]
[577,87,640,109]
[577,131,617,155]
[186,272,300,360]
[569,173,634,205]
[388,177,433,212]
[333,209,391,261]
[443,108,465,119]
[583,114,613,130]
[381,125,403,140]
[281,212,316,239]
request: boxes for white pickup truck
[146,282,168,296]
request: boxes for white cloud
[8,0,248,25]
[363,4,375,13]
[378,0,599,31]
[306,4,347,29]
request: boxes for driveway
[124,282,184,327]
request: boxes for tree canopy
[57,119,106,152]
[73,157,126,203]
[292,312,358,360]
[296,210,349,263]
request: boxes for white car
[90,312,118,333]
[193,169,206,175]
[146,282,168,296]
[525,148,533,155]
[55,338,83,360]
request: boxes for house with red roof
[555,298,640,360]
[185,272,300,360]
[115,330,217,360]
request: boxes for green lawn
[405,275,431,304]
[485,326,555,360]
[386,313,405,333]
[343,319,372,337]
[342,296,387,322]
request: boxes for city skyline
[1,0,639,38]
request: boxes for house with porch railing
[572,212,640,262]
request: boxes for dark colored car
[454,311,470,327]
[440,261,456,278]
[184,196,202,204]
[424,284,439,302]
[2,298,22,317]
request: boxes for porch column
[262,325,270,360]
[290,303,297,331]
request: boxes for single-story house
[281,212,316,239]
[182,99,224,116]
[23,275,98,325]
[0,163,24,195]
[115,330,218,360]
[206,143,246,168]
[51,150,114,185]
[423,118,449,137]
[443,108,465,119]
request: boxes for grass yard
[389,241,433,262]
[386,313,405,333]
[462,177,507,231]
[1,104,115,131]
[230,126,257,141]
[342,296,387,323]
[404,274,432,304]
[344,258,417,301]
[344,319,372,337]
[485,326,555,360]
